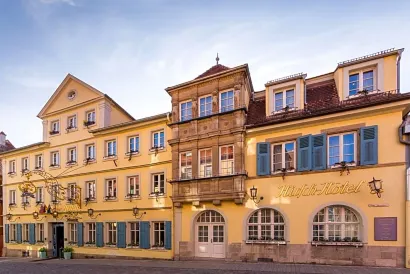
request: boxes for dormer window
[220,90,234,112]
[180,101,192,121]
[274,89,294,112]
[349,70,374,96]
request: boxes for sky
[1,0,410,147]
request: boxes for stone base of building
[177,241,405,268]
[2,247,43,258]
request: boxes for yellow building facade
[1,74,173,259]
[2,48,410,268]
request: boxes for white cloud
[39,0,76,6]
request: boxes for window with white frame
[127,176,140,197]
[152,173,165,194]
[22,157,29,171]
[220,145,234,175]
[85,180,96,200]
[86,144,95,160]
[22,194,29,205]
[50,151,60,166]
[274,89,294,112]
[199,96,212,117]
[106,140,117,157]
[129,222,140,247]
[328,132,356,167]
[10,224,17,242]
[22,224,29,242]
[152,131,165,149]
[128,136,140,153]
[199,148,212,178]
[67,183,77,201]
[35,154,43,169]
[349,70,374,96]
[37,223,44,242]
[152,221,165,248]
[220,90,234,112]
[86,222,96,244]
[9,190,16,205]
[50,184,59,203]
[272,142,295,172]
[313,205,361,242]
[180,152,192,179]
[50,120,60,134]
[69,223,77,243]
[67,148,77,163]
[67,115,77,129]
[86,110,96,124]
[180,101,192,121]
[36,187,43,203]
[107,222,117,245]
[247,209,285,241]
[105,178,117,198]
[9,160,16,174]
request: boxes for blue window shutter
[360,126,378,165]
[96,222,104,247]
[29,224,36,245]
[5,224,9,243]
[77,223,84,247]
[16,224,22,244]
[165,221,172,250]
[117,222,126,248]
[256,142,271,176]
[297,135,312,171]
[312,134,327,170]
[140,221,150,249]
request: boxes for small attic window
[67,90,76,100]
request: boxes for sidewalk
[36,258,410,273]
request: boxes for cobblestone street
[0,258,409,274]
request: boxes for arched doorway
[195,210,225,258]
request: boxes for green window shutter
[96,222,104,247]
[77,223,84,247]
[360,126,378,165]
[140,221,150,249]
[5,224,9,244]
[312,134,327,170]
[16,224,22,244]
[256,142,271,176]
[117,222,126,248]
[29,224,36,245]
[297,135,312,171]
[164,221,172,250]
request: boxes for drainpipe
[399,114,410,268]
[397,49,404,93]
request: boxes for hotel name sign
[277,181,364,198]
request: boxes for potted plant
[63,246,73,259]
[38,247,47,259]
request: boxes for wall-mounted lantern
[32,211,46,221]
[132,207,146,219]
[51,210,59,219]
[250,186,264,205]
[368,177,383,198]
[6,213,20,222]
[87,208,101,219]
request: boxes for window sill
[34,167,44,171]
[347,90,378,99]
[272,107,297,115]
[85,199,97,204]
[84,244,96,248]
[104,245,117,249]
[83,123,97,129]
[49,165,61,170]
[272,170,295,175]
[125,195,141,201]
[49,132,61,137]
[124,152,141,159]
[310,241,364,247]
[83,159,97,165]
[245,240,286,245]
[8,172,17,177]
[150,247,166,251]
[35,242,45,245]
[103,198,118,202]
[66,127,78,133]
[66,162,78,167]
[148,148,167,155]
[103,156,118,162]
[8,241,19,245]
[148,194,167,199]
[126,246,140,249]
[330,163,356,169]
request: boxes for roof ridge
[195,64,230,79]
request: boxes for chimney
[0,131,5,146]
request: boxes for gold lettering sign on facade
[276,181,364,198]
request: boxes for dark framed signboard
[374,217,397,241]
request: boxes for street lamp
[87,208,101,219]
[250,186,263,205]
[368,177,383,198]
[132,206,146,219]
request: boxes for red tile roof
[195,64,230,79]
[247,80,409,128]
